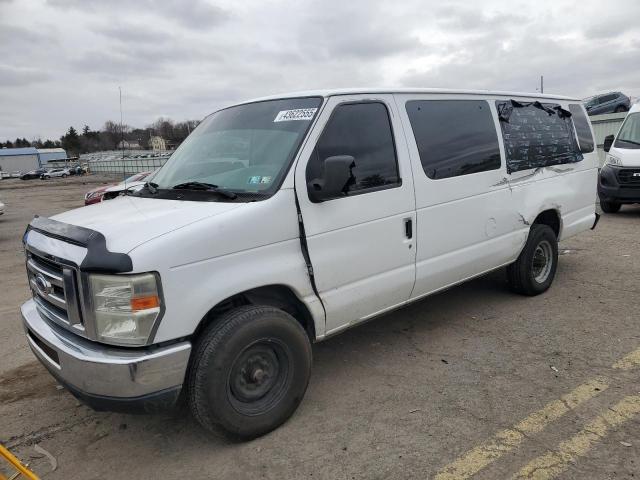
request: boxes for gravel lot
[1,176,639,479]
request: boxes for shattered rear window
[496,100,583,173]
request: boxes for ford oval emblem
[34,273,53,296]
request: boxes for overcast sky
[1,0,639,141]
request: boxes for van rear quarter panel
[501,98,598,242]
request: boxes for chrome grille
[26,250,84,333]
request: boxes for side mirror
[603,134,614,152]
[307,155,354,203]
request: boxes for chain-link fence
[84,151,172,178]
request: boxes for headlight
[89,273,163,346]
[606,154,621,166]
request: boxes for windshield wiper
[171,181,238,199]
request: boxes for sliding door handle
[404,218,413,239]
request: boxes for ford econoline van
[599,103,640,212]
[21,89,598,439]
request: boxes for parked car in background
[598,103,640,212]
[2,171,23,179]
[40,168,71,179]
[0,199,4,215]
[20,168,47,180]
[84,171,152,205]
[583,92,631,116]
[21,89,598,440]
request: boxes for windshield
[583,96,598,108]
[150,97,322,198]
[615,112,640,149]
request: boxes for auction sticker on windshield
[274,108,317,122]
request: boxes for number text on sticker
[274,108,318,122]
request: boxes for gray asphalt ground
[1,176,639,479]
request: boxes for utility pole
[119,86,126,181]
[540,75,544,94]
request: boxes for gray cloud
[46,0,229,29]
[1,0,640,140]
[94,23,170,45]
[0,64,50,86]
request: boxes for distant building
[38,148,68,164]
[150,136,167,151]
[117,140,142,150]
[0,147,41,172]
[150,136,177,151]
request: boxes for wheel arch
[192,284,317,343]
[532,208,561,239]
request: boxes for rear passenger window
[405,100,501,179]
[568,104,595,153]
[306,102,400,194]
[496,100,583,173]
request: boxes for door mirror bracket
[307,155,355,202]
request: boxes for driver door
[294,94,417,335]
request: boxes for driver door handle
[404,218,413,239]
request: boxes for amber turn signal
[130,295,160,311]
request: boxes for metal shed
[37,148,67,164]
[590,111,627,166]
[0,147,41,173]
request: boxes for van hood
[611,146,640,167]
[52,195,243,253]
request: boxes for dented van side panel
[503,99,598,244]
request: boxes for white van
[21,89,598,439]
[599,102,640,212]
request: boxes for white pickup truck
[21,88,598,439]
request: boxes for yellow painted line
[511,394,640,480]
[433,378,608,480]
[612,347,640,370]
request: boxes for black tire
[615,105,627,113]
[62,174,67,178]
[188,305,312,440]
[507,224,558,296]
[600,200,621,213]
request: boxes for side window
[568,104,595,153]
[405,100,501,180]
[306,102,400,194]
[496,100,583,173]
[601,94,616,104]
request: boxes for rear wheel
[507,224,558,296]
[615,105,627,113]
[600,200,621,213]
[188,305,312,440]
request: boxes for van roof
[241,88,580,104]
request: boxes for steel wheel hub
[532,239,553,283]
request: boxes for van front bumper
[598,166,640,204]
[21,299,191,413]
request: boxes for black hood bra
[25,216,133,273]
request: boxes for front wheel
[507,224,558,296]
[600,200,621,213]
[188,305,312,440]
